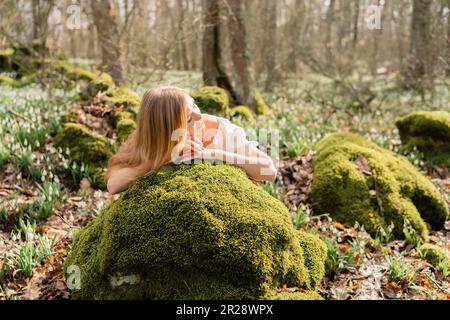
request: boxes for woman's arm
[202,148,277,182]
[107,167,140,195]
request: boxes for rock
[64,164,327,299]
[396,111,450,168]
[55,123,114,166]
[55,123,114,190]
[310,132,449,240]
[419,243,450,267]
[254,89,270,115]
[0,48,14,71]
[104,87,140,109]
[191,86,230,115]
[230,105,254,120]
[116,118,136,143]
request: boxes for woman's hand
[174,134,205,164]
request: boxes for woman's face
[186,98,205,136]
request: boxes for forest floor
[0,71,449,300]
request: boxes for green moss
[93,72,115,92]
[295,231,327,288]
[0,75,21,87]
[0,144,11,169]
[254,89,270,115]
[192,86,230,115]
[55,62,96,82]
[0,48,14,71]
[311,132,449,240]
[262,290,323,300]
[60,107,80,124]
[113,111,134,126]
[104,87,140,109]
[55,123,113,166]
[396,111,450,167]
[55,62,115,99]
[230,106,253,120]
[420,243,450,267]
[89,166,108,190]
[0,48,14,57]
[64,164,326,299]
[117,118,136,142]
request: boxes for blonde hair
[106,86,190,180]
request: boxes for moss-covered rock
[262,290,323,300]
[113,111,135,127]
[420,243,450,268]
[0,75,21,87]
[295,231,327,289]
[55,123,114,166]
[254,89,270,115]
[117,118,136,142]
[230,106,253,120]
[104,87,140,109]
[310,132,449,240]
[396,111,450,167]
[55,62,96,82]
[55,123,113,190]
[192,86,230,115]
[0,48,14,71]
[64,164,327,299]
[55,62,115,99]
[60,107,80,125]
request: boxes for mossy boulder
[55,62,115,99]
[192,86,230,115]
[262,289,323,300]
[55,123,114,165]
[60,107,80,125]
[396,111,450,167]
[64,164,327,299]
[0,48,14,71]
[0,75,21,87]
[117,118,136,142]
[55,123,114,189]
[113,111,135,127]
[104,87,140,109]
[420,243,450,268]
[230,106,253,121]
[310,132,449,240]
[254,89,270,115]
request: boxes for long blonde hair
[106,86,189,180]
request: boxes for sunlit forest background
[0,0,449,300]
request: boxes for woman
[106,86,277,195]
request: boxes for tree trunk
[408,0,433,80]
[91,0,124,85]
[31,0,53,45]
[227,0,256,109]
[325,0,335,68]
[352,0,360,49]
[264,0,278,92]
[447,0,450,76]
[286,0,303,72]
[201,0,235,96]
[177,0,190,70]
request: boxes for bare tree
[31,0,54,44]
[264,0,278,92]
[406,0,434,84]
[227,0,257,109]
[201,0,234,95]
[447,0,450,76]
[91,0,124,85]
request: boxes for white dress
[203,115,259,155]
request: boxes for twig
[425,272,445,292]
[8,110,32,123]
